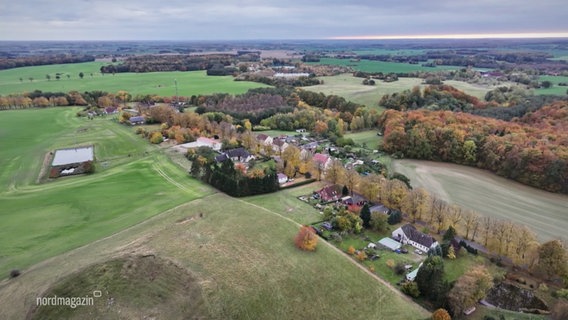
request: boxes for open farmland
[0,107,211,277]
[536,75,568,96]
[310,57,460,73]
[393,159,568,241]
[0,192,428,320]
[304,74,426,110]
[0,62,270,96]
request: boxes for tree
[431,198,447,234]
[416,255,446,302]
[387,209,402,225]
[343,169,359,196]
[462,210,480,241]
[28,77,33,82]
[431,308,451,320]
[66,74,70,79]
[19,77,23,82]
[295,226,318,251]
[347,245,356,255]
[401,282,420,298]
[448,265,493,315]
[443,225,456,242]
[447,245,456,260]
[79,72,84,79]
[149,131,163,144]
[359,203,371,229]
[370,212,388,233]
[536,240,568,280]
[46,74,51,81]
[325,159,344,185]
[55,74,60,80]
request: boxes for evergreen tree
[443,225,457,242]
[360,203,371,229]
[342,185,349,196]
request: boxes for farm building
[392,224,439,253]
[178,137,222,151]
[129,116,145,125]
[377,237,402,251]
[52,147,94,166]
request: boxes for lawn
[0,107,212,276]
[535,75,568,96]
[345,130,383,150]
[393,159,568,241]
[0,192,429,320]
[0,62,270,96]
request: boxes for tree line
[0,54,95,70]
[378,102,568,193]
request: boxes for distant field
[0,62,269,96]
[535,75,568,96]
[304,74,426,110]
[0,108,211,276]
[393,160,568,241]
[352,49,426,56]
[310,57,460,73]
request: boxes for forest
[379,101,568,193]
[99,54,250,73]
[0,54,95,70]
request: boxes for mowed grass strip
[149,193,428,320]
[310,57,460,73]
[0,61,270,96]
[393,159,568,241]
[0,107,212,276]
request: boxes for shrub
[401,281,420,298]
[431,308,451,320]
[386,259,395,269]
[356,251,367,262]
[394,262,406,275]
[347,246,356,255]
[294,226,318,251]
[369,265,375,273]
[555,288,568,299]
[149,131,164,144]
[9,269,20,278]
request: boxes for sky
[1,0,567,40]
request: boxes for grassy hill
[0,62,270,96]
[0,108,212,276]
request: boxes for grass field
[0,192,428,319]
[535,75,568,96]
[345,130,382,150]
[0,62,269,96]
[303,74,495,110]
[393,160,568,241]
[0,108,212,276]
[310,58,460,73]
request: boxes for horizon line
[330,32,568,40]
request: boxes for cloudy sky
[1,0,567,40]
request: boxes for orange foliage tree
[294,226,318,251]
[431,308,451,320]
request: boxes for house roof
[378,237,401,251]
[226,147,250,159]
[197,137,219,145]
[313,153,329,165]
[401,224,437,248]
[273,138,287,147]
[129,116,145,122]
[256,134,269,141]
[277,173,287,180]
[215,153,229,162]
[316,184,342,202]
[370,204,389,214]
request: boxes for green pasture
[535,75,568,96]
[0,62,269,96]
[345,130,382,150]
[0,107,211,276]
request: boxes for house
[377,237,402,251]
[313,153,332,170]
[256,134,273,146]
[179,137,222,151]
[315,184,343,203]
[104,106,118,114]
[295,128,306,133]
[370,204,390,215]
[215,147,254,163]
[392,224,439,253]
[272,138,289,154]
[277,173,288,184]
[129,116,145,125]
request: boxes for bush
[347,246,356,255]
[401,281,420,298]
[294,226,318,251]
[394,262,406,275]
[555,288,568,299]
[431,308,451,320]
[149,131,164,144]
[10,269,20,278]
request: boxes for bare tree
[462,210,480,241]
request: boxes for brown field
[394,160,568,242]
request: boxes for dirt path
[238,198,429,313]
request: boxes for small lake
[52,147,94,166]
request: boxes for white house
[256,134,273,146]
[272,138,289,154]
[392,224,439,253]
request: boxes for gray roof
[52,147,94,166]
[401,224,437,248]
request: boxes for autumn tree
[325,159,344,185]
[462,210,480,241]
[370,211,388,233]
[294,226,318,251]
[282,145,301,178]
[480,216,494,247]
[448,265,493,315]
[431,197,448,234]
[535,240,568,280]
[431,308,451,320]
[403,187,430,223]
[343,169,359,197]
